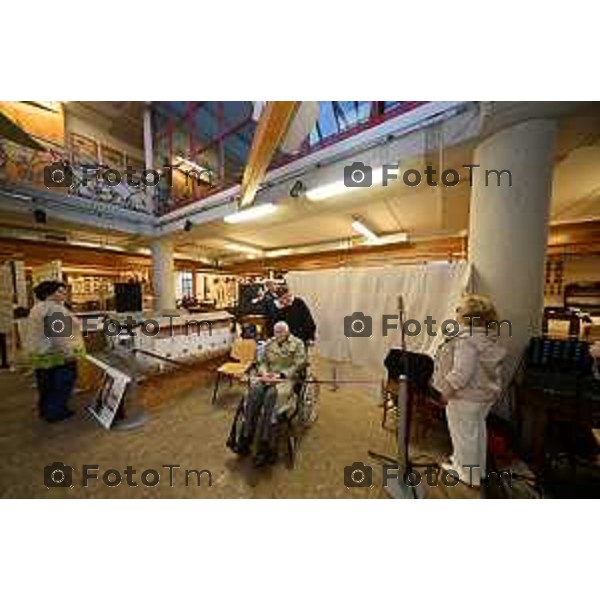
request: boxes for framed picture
[101,144,125,169]
[71,132,99,165]
[125,155,145,173]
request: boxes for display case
[109,311,235,370]
[564,282,600,316]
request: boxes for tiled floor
[0,356,484,499]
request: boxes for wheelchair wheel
[299,376,319,425]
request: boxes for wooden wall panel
[0,221,598,278]
[0,238,214,274]
[224,221,600,274]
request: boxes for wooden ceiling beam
[239,101,299,207]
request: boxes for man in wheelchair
[233,321,307,467]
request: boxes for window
[306,101,426,148]
[177,271,194,298]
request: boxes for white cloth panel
[287,261,471,369]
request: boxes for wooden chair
[212,338,257,404]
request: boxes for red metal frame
[159,101,429,214]
[186,101,196,199]
[269,101,427,170]
[192,113,254,157]
[153,101,206,144]
[217,101,225,180]
[168,120,173,167]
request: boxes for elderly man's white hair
[273,321,290,333]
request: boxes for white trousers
[446,399,494,486]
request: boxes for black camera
[44,462,73,488]
[344,312,372,337]
[343,161,372,188]
[44,312,73,338]
[43,162,73,188]
[344,462,373,488]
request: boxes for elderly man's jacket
[258,334,306,399]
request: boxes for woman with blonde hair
[433,294,506,487]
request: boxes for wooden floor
[0,356,486,499]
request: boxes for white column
[468,119,556,370]
[151,239,176,312]
[143,103,154,171]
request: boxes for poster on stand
[85,355,131,429]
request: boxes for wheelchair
[226,350,319,468]
[275,359,320,467]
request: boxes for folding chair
[212,338,256,404]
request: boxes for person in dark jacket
[276,287,316,344]
[251,279,279,337]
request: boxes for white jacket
[432,327,506,403]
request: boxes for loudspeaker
[33,208,47,223]
[114,283,142,313]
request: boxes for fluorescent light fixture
[175,156,215,183]
[352,219,380,244]
[377,232,408,245]
[224,203,277,224]
[224,242,264,255]
[3,191,33,201]
[75,240,126,252]
[306,167,383,201]
[176,156,202,170]
[265,248,292,258]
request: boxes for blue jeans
[36,362,78,421]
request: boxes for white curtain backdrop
[287,261,472,369]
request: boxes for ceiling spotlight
[289,180,305,198]
[184,219,193,232]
